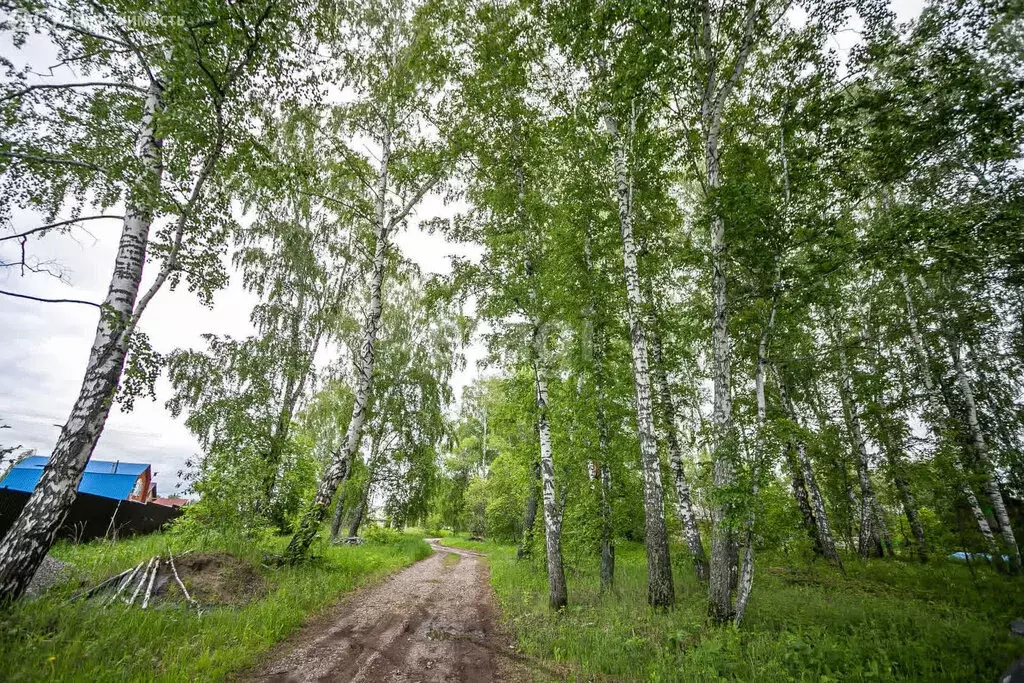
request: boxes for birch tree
[0,0,300,602]
[284,0,455,563]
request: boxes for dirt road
[244,540,521,682]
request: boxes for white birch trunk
[531,320,567,609]
[950,338,1021,572]
[836,335,890,557]
[0,78,165,602]
[649,319,709,582]
[734,293,777,625]
[700,0,758,622]
[775,366,844,570]
[285,130,394,562]
[603,112,674,607]
[900,274,1001,559]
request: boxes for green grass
[443,536,1024,681]
[0,529,431,682]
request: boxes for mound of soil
[163,552,268,607]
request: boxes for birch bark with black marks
[603,111,673,607]
[734,287,778,626]
[648,307,708,582]
[285,129,396,563]
[531,319,567,609]
[863,326,927,561]
[836,332,891,558]
[949,336,1021,573]
[0,78,164,603]
[698,0,760,624]
[775,366,843,570]
[788,452,822,554]
[900,274,1001,560]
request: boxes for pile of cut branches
[67,549,202,614]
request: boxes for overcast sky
[0,0,924,496]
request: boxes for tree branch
[0,151,106,173]
[124,129,225,340]
[0,288,99,308]
[389,175,441,230]
[712,0,759,126]
[1,81,147,103]
[1,215,123,242]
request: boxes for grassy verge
[0,529,430,682]
[443,536,1024,681]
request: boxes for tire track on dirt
[243,540,522,682]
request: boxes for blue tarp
[948,551,1012,562]
[0,459,145,501]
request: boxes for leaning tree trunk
[348,463,375,539]
[531,320,567,610]
[836,336,890,558]
[798,442,845,573]
[516,460,540,561]
[0,79,165,603]
[649,317,709,582]
[329,453,353,542]
[949,337,1022,573]
[775,367,843,570]
[787,446,822,554]
[284,131,393,564]
[863,326,927,560]
[900,274,1002,561]
[603,112,673,607]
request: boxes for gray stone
[25,556,70,597]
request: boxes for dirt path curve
[243,539,522,682]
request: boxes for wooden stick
[141,558,160,609]
[167,548,201,616]
[104,561,144,606]
[128,557,155,606]
[65,566,134,604]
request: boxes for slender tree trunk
[284,130,393,564]
[330,453,353,542]
[649,318,709,582]
[261,286,312,510]
[734,293,778,626]
[531,320,567,610]
[787,445,822,554]
[598,461,615,592]
[516,461,540,561]
[0,79,165,603]
[863,326,926,560]
[704,111,737,625]
[349,468,374,538]
[900,274,1002,560]
[799,442,845,573]
[603,113,673,607]
[836,335,890,558]
[774,367,843,570]
[949,338,1022,573]
[584,228,616,591]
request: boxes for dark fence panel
[0,489,182,543]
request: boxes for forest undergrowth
[443,536,1024,681]
[0,529,429,682]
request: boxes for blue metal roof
[0,458,148,500]
[15,456,149,476]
